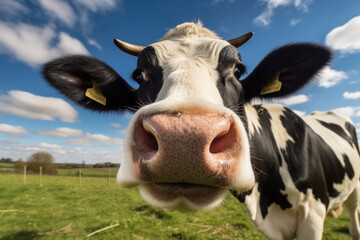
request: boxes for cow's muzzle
[117,107,254,211]
[133,112,240,185]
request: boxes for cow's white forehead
[152,21,228,65]
[150,36,231,105]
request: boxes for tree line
[3,152,120,175]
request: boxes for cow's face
[120,38,254,211]
[42,22,331,212]
[117,26,256,211]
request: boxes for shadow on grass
[171,232,188,240]
[132,205,172,219]
[0,230,39,240]
[333,226,349,234]
[232,222,249,230]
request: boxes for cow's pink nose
[131,112,242,186]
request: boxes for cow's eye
[134,71,148,84]
[233,67,242,80]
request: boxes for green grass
[0,162,14,167]
[56,168,117,177]
[0,163,117,177]
[0,163,15,173]
[0,174,354,240]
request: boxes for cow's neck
[234,103,297,220]
[242,103,292,183]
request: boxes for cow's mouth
[139,183,228,211]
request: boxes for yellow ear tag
[260,72,282,95]
[85,85,107,106]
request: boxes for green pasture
[0,163,14,167]
[0,162,117,177]
[0,173,354,240]
[0,162,15,173]
[56,168,117,177]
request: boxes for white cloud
[343,91,360,100]
[39,142,66,154]
[332,106,360,118]
[211,0,235,5]
[325,16,360,54]
[109,123,122,128]
[317,66,348,88]
[87,38,102,50]
[68,132,123,146]
[254,5,274,26]
[38,127,83,138]
[117,129,127,135]
[74,0,117,12]
[293,110,306,117]
[38,0,76,27]
[0,124,28,135]
[57,32,90,55]
[36,0,118,34]
[86,133,112,142]
[0,0,29,17]
[0,90,78,123]
[275,94,309,106]
[36,126,123,147]
[294,0,312,11]
[73,0,118,31]
[254,0,312,26]
[0,21,89,67]
[39,142,62,149]
[290,19,301,26]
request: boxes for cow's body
[42,22,360,240]
[235,104,360,239]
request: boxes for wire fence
[0,165,119,189]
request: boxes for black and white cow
[42,22,360,240]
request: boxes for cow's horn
[114,39,145,57]
[227,32,253,48]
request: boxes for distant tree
[0,158,13,163]
[27,152,57,175]
[14,159,25,173]
[94,163,105,168]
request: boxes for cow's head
[43,22,331,211]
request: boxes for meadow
[0,173,354,240]
[0,162,117,178]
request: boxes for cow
[42,22,360,240]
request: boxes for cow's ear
[241,44,332,101]
[42,55,138,112]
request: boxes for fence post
[78,169,82,189]
[107,171,110,189]
[23,165,27,185]
[39,166,42,186]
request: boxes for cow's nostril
[137,119,159,152]
[143,125,159,152]
[209,122,236,154]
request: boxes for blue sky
[0,0,359,164]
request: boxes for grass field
[0,163,14,167]
[0,162,15,173]
[0,173,354,240]
[56,168,117,177]
[0,162,117,177]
